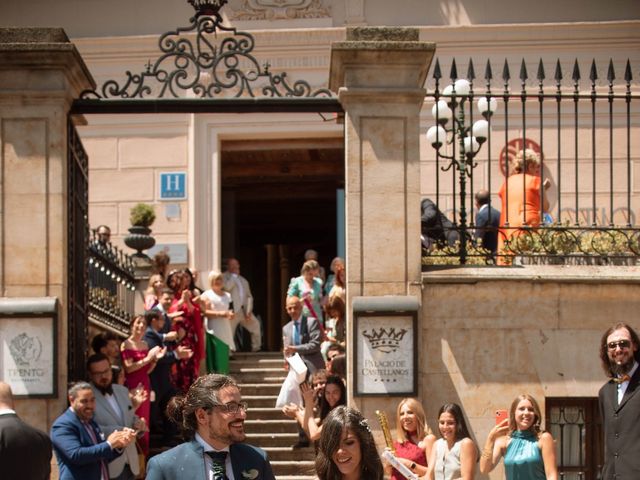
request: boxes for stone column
[0,28,95,432]
[329,28,435,412]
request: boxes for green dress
[504,430,546,480]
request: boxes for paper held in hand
[275,353,308,408]
[381,449,419,480]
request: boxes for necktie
[206,450,229,480]
[293,321,300,346]
[84,421,109,480]
[613,374,631,384]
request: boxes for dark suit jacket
[146,439,275,480]
[420,198,459,247]
[144,326,178,400]
[598,366,640,480]
[50,408,121,480]
[282,315,325,374]
[474,204,501,253]
[0,412,52,480]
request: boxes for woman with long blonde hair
[388,398,436,479]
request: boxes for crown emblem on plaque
[362,328,408,353]
[188,0,228,17]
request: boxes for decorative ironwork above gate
[80,0,332,102]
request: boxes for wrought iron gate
[67,118,89,381]
[64,0,341,381]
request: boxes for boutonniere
[241,469,259,479]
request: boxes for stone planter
[124,225,156,258]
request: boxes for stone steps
[231,352,316,479]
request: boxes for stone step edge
[229,367,287,377]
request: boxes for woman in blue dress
[480,394,558,480]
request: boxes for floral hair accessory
[359,417,372,433]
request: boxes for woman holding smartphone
[425,403,478,480]
[479,394,558,480]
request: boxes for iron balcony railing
[88,228,136,335]
[421,57,639,266]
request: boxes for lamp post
[426,79,497,264]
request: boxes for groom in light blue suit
[146,374,275,480]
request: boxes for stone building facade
[1,1,639,478]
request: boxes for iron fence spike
[433,58,442,79]
[624,59,632,82]
[554,59,563,82]
[467,58,476,81]
[537,59,546,81]
[450,58,458,81]
[572,59,581,82]
[607,59,615,83]
[519,58,528,82]
[589,59,598,82]
[502,58,511,82]
[484,59,493,81]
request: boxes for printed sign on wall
[159,172,187,200]
[0,316,56,396]
[354,312,417,396]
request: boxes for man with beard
[598,322,640,480]
[146,374,275,480]
[51,382,136,480]
[88,353,146,480]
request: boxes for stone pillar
[0,28,95,432]
[329,28,435,412]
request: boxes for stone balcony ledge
[422,265,640,284]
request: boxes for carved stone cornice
[229,0,330,21]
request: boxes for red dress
[391,440,427,480]
[170,292,204,393]
[122,347,151,455]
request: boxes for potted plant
[124,203,157,257]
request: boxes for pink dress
[122,347,151,455]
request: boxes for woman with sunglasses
[479,394,557,480]
[425,403,478,480]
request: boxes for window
[545,397,603,480]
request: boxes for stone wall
[415,266,639,478]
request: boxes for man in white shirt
[598,322,640,480]
[146,374,275,480]
[223,258,261,351]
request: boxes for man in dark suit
[420,198,459,250]
[51,381,136,480]
[144,309,192,443]
[146,374,275,480]
[598,322,640,480]
[88,353,145,480]
[282,295,325,374]
[474,189,501,254]
[0,381,52,479]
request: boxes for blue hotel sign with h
[159,172,187,200]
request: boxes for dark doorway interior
[221,138,344,351]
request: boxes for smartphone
[495,409,508,425]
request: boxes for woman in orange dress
[497,149,549,263]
